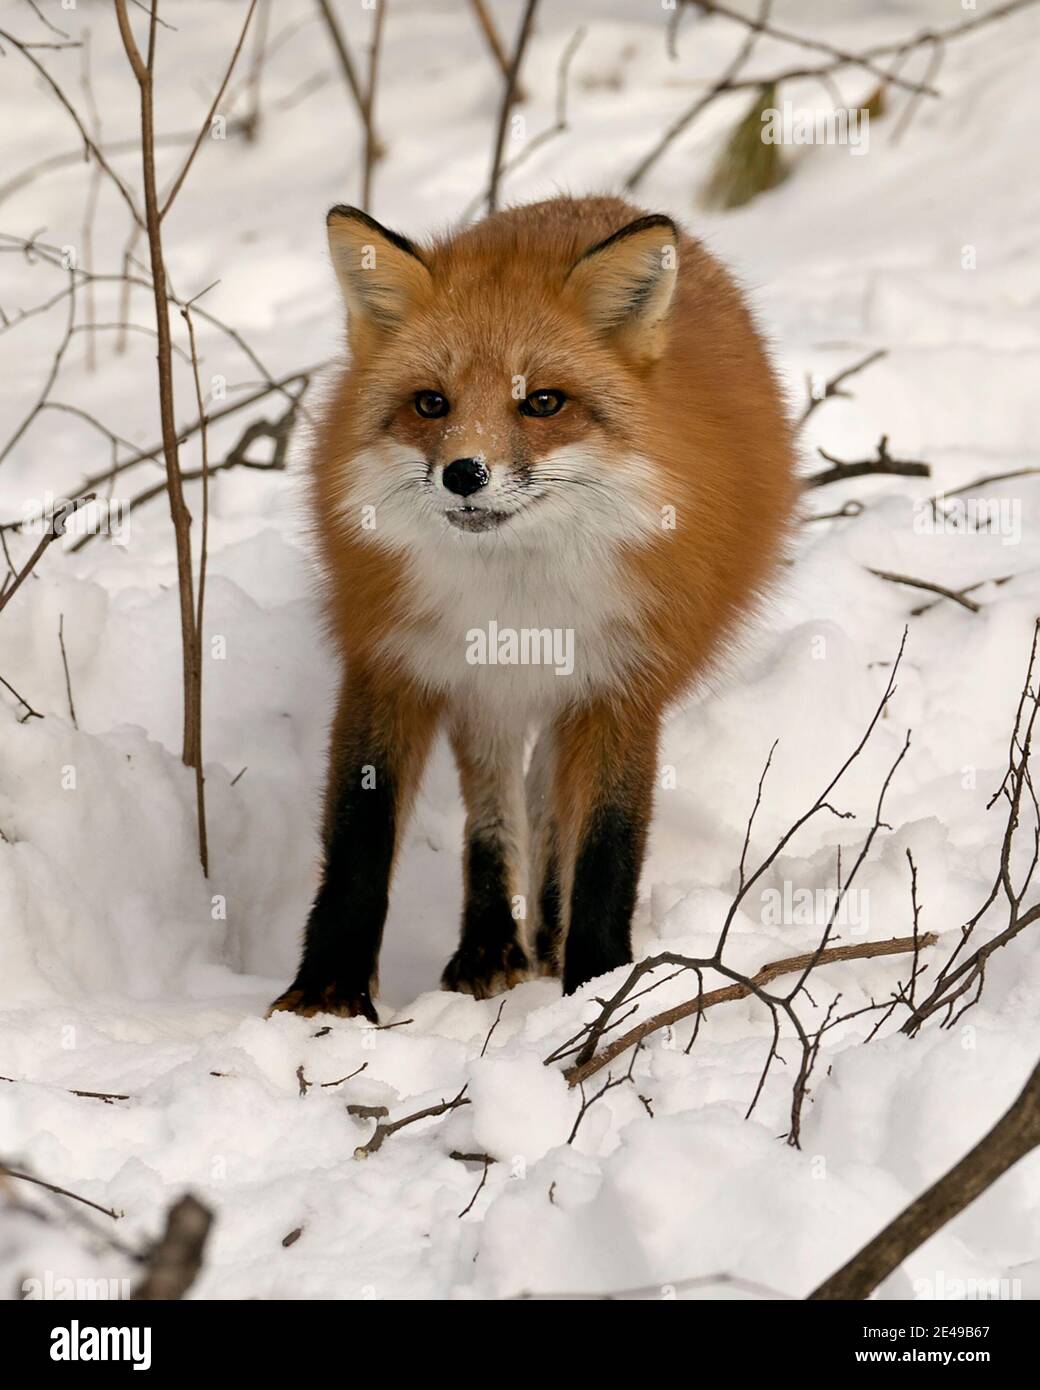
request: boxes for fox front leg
[552,700,659,994]
[442,718,531,999]
[270,671,440,1022]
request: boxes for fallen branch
[0,1162,123,1220]
[867,568,981,614]
[805,435,930,489]
[564,934,937,1089]
[353,1088,470,1159]
[457,1155,492,1218]
[810,1054,1040,1299]
[0,1075,128,1103]
[550,632,916,1146]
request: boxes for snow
[1,0,1038,1299]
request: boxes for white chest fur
[378,531,643,722]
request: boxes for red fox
[272,195,797,1021]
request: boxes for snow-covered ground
[1,0,1038,1299]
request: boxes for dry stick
[313,0,365,110]
[181,304,210,876]
[931,467,1040,506]
[459,24,584,225]
[0,1075,129,1102]
[468,0,515,85]
[485,0,540,215]
[360,0,387,212]
[810,1056,1040,1300]
[115,0,199,783]
[797,349,887,430]
[564,934,937,1089]
[320,1062,367,1088]
[0,671,43,722]
[0,495,95,616]
[910,573,1018,619]
[79,30,102,374]
[314,0,382,211]
[113,2,252,849]
[480,999,507,1058]
[24,0,70,40]
[158,0,258,219]
[457,1156,492,1219]
[805,435,930,490]
[867,568,981,615]
[0,1162,123,1220]
[568,1045,641,1140]
[131,1194,213,1300]
[354,1088,470,1159]
[239,0,271,142]
[58,613,77,727]
[803,500,864,524]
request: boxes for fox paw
[441,939,531,1000]
[268,982,378,1024]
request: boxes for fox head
[325,203,679,550]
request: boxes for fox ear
[326,205,430,331]
[566,214,679,363]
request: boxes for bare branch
[353,1088,470,1159]
[805,434,930,489]
[810,1055,1040,1299]
[485,0,540,215]
[797,349,887,430]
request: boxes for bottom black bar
[4,1296,1033,1373]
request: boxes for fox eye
[414,391,449,419]
[519,389,566,418]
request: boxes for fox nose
[442,457,489,498]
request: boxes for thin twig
[805,435,930,489]
[57,613,77,727]
[354,1088,470,1159]
[485,0,540,214]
